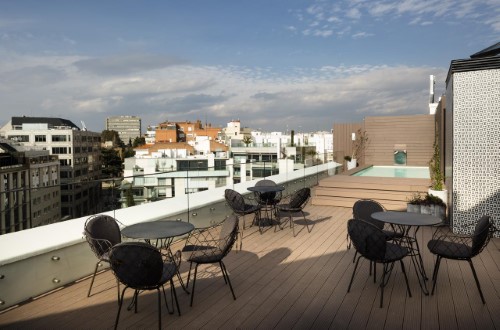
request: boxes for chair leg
[379,263,387,308]
[431,256,442,296]
[400,260,412,298]
[190,264,199,307]
[114,286,127,330]
[468,259,486,304]
[170,279,181,315]
[116,279,120,305]
[157,288,162,330]
[302,211,311,233]
[87,261,100,297]
[185,262,193,288]
[220,261,236,300]
[348,255,362,293]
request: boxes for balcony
[0,163,499,328]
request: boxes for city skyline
[0,0,498,132]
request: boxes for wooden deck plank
[0,204,499,330]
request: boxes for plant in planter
[406,192,423,213]
[428,140,447,205]
[421,193,446,220]
[346,129,368,170]
[351,129,368,162]
[429,141,444,190]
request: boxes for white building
[121,142,230,206]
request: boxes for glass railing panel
[0,155,341,310]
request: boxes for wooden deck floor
[0,204,499,329]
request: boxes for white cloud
[293,0,500,39]
[0,52,447,132]
[352,32,374,39]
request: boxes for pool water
[352,166,430,179]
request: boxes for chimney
[429,75,435,104]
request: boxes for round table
[121,220,195,242]
[247,185,285,194]
[247,185,285,232]
[121,220,195,294]
[371,211,442,227]
[371,211,442,295]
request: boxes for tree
[123,147,135,158]
[132,136,146,148]
[351,129,368,160]
[242,135,253,147]
[100,147,122,178]
[125,187,136,207]
[101,130,124,148]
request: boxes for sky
[0,0,498,133]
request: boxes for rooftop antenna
[81,120,87,131]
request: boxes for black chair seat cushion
[243,204,261,214]
[379,242,409,262]
[428,239,472,259]
[277,203,301,213]
[383,230,404,240]
[183,244,222,264]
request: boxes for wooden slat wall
[333,122,363,164]
[364,114,435,166]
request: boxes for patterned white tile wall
[449,69,500,234]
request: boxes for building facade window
[51,135,67,142]
[52,147,68,154]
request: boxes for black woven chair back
[347,219,387,261]
[254,180,280,204]
[110,242,163,289]
[289,187,311,210]
[471,215,492,256]
[352,199,385,229]
[219,215,239,255]
[225,189,246,213]
[84,215,121,257]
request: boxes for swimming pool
[351,166,430,179]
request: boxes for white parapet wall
[0,162,337,310]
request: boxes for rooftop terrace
[1,200,499,329]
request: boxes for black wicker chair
[109,242,181,330]
[225,188,261,230]
[347,219,412,308]
[349,199,404,277]
[276,187,311,236]
[352,199,403,241]
[182,215,239,306]
[83,214,122,300]
[427,215,496,304]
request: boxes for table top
[247,185,285,193]
[121,220,195,240]
[371,211,442,227]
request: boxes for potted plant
[420,193,446,220]
[428,140,447,206]
[406,192,423,213]
[350,129,368,169]
[344,155,356,170]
